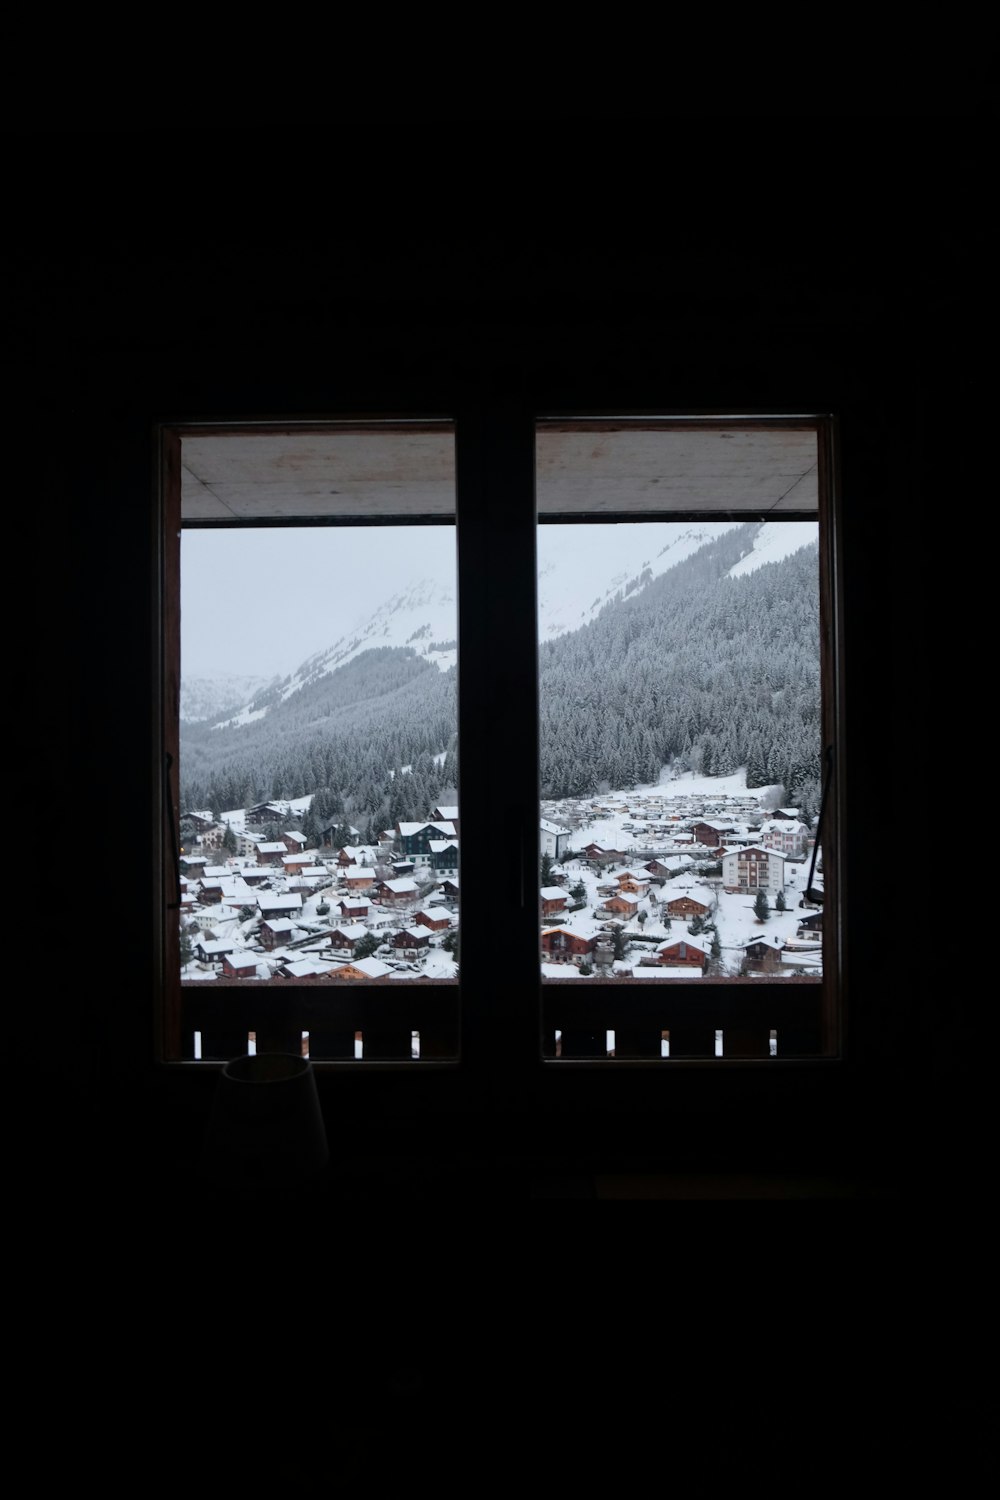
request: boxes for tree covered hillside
[179,522,822,834]
[181,646,457,834]
[538,523,822,817]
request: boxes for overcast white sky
[182,526,456,680]
[182,519,814,682]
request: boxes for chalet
[391,860,416,878]
[433,805,459,834]
[328,924,369,953]
[237,867,268,886]
[179,855,208,875]
[721,846,787,895]
[197,879,225,905]
[692,820,733,848]
[342,866,378,891]
[582,843,623,865]
[540,886,568,918]
[255,841,287,866]
[327,957,392,980]
[429,839,459,875]
[603,892,640,917]
[656,937,707,970]
[337,897,370,921]
[337,844,378,868]
[395,820,457,864]
[376,877,419,905]
[615,870,651,894]
[282,830,307,852]
[221,952,260,979]
[195,936,236,964]
[245,801,291,827]
[256,893,303,920]
[540,928,597,964]
[761,819,810,858]
[415,909,450,931]
[643,859,674,880]
[741,936,785,973]
[186,811,216,833]
[277,956,342,979]
[260,918,300,950]
[796,910,823,938]
[540,818,571,859]
[389,927,431,953]
[665,889,712,920]
[282,852,314,876]
[440,879,459,903]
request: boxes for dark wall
[24,120,980,1198]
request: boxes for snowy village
[178,769,823,1030]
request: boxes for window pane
[536,420,826,1059]
[169,425,459,1063]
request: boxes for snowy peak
[537,519,817,641]
[292,576,457,686]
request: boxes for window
[156,404,845,1098]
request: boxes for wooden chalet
[260,918,299,950]
[603,892,640,917]
[540,928,597,964]
[195,936,235,963]
[389,927,431,953]
[328,924,369,953]
[540,886,568,918]
[377,877,419,904]
[665,892,711,920]
[692,820,730,848]
[415,909,450,931]
[741,936,785,973]
[221,952,259,979]
[337,897,370,920]
[255,841,287,866]
[257,894,303,921]
[656,937,707,970]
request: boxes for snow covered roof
[429,839,459,853]
[381,878,419,894]
[541,886,568,900]
[351,957,392,978]
[280,957,341,979]
[540,819,571,835]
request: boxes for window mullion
[456,401,540,1095]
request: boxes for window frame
[154,401,847,1123]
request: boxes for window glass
[164,424,459,1063]
[535,419,833,1059]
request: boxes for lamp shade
[201,1053,329,1197]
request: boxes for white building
[721,845,787,895]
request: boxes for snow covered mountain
[180,672,277,724]
[536,519,816,640]
[190,519,817,729]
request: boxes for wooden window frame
[153,399,848,1133]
